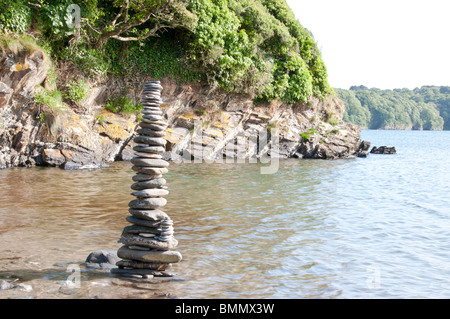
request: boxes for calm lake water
[0,130,449,299]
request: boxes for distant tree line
[337,86,450,130]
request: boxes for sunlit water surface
[0,130,449,298]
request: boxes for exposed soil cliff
[0,47,362,169]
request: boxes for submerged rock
[85,249,120,269]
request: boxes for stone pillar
[112,81,182,279]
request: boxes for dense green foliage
[0,0,331,105]
[34,89,65,110]
[64,79,90,103]
[0,0,32,33]
[105,96,143,114]
[337,86,450,130]
[187,0,332,102]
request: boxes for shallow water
[0,130,449,298]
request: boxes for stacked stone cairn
[112,81,182,279]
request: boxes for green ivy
[34,88,65,111]
[65,79,89,103]
[105,96,142,115]
[0,0,32,33]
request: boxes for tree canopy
[0,0,332,105]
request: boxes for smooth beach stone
[123,224,161,235]
[142,95,162,99]
[141,99,162,105]
[131,178,167,190]
[141,102,161,111]
[129,197,167,209]
[133,136,167,146]
[141,117,167,126]
[159,229,174,236]
[141,110,163,115]
[142,95,161,101]
[132,166,168,175]
[138,123,167,131]
[142,89,162,94]
[117,246,182,263]
[141,106,162,111]
[111,268,174,278]
[141,119,167,126]
[143,89,162,93]
[133,145,166,154]
[131,157,169,167]
[131,188,169,198]
[139,123,168,131]
[129,208,169,221]
[119,233,178,251]
[143,88,162,93]
[139,233,156,238]
[132,173,163,182]
[127,245,151,251]
[126,216,161,228]
[144,85,163,90]
[142,114,163,121]
[116,259,167,271]
[142,99,163,105]
[135,129,166,137]
[110,268,152,279]
[158,233,174,239]
[134,151,163,159]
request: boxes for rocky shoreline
[0,47,363,170]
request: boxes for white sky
[286,0,450,90]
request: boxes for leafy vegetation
[0,0,32,33]
[64,79,89,103]
[1,0,332,106]
[34,88,66,111]
[188,0,332,102]
[337,86,449,130]
[105,96,143,115]
[300,127,317,140]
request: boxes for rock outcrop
[0,46,362,169]
[370,146,396,154]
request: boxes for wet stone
[132,166,169,175]
[141,118,168,127]
[132,173,163,182]
[133,136,167,146]
[123,224,161,235]
[134,152,163,159]
[128,208,169,221]
[141,110,163,115]
[117,246,183,263]
[126,216,161,228]
[133,145,166,154]
[142,114,164,121]
[131,157,169,167]
[119,233,178,250]
[116,259,167,270]
[131,178,167,190]
[138,122,167,131]
[129,197,167,209]
[131,189,169,198]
